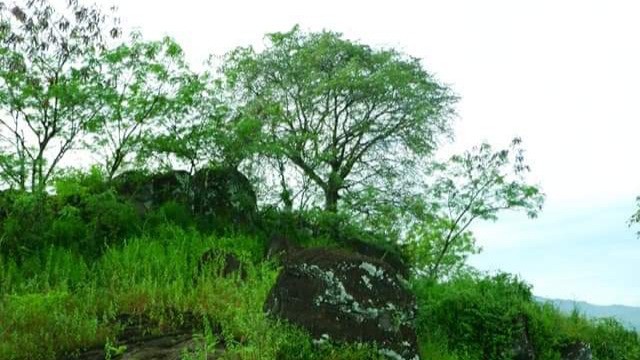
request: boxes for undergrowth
[0,226,382,359]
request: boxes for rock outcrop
[511,314,536,360]
[113,167,256,228]
[192,167,257,228]
[264,247,419,359]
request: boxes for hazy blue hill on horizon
[536,296,640,331]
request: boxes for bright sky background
[96,0,640,306]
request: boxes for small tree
[406,138,545,279]
[223,26,456,212]
[629,197,640,237]
[142,65,263,174]
[87,33,193,179]
[0,0,119,191]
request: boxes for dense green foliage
[415,274,640,360]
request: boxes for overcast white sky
[97,0,640,306]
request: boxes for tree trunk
[324,186,339,213]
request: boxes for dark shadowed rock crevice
[511,314,536,360]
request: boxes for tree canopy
[405,138,545,279]
[0,0,120,191]
[223,26,457,212]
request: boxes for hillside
[1,1,640,359]
[537,297,640,331]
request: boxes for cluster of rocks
[151,174,421,358]
[511,315,593,360]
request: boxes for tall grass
[0,227,270,359]
[0,226,385,360]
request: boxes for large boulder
[148,170,192,206]
[113,170,191,215]
[264,248,419,359]
[113,167,257,228]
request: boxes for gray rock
[75,333,224,360]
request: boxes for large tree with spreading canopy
[223,26,456,212]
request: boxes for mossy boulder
[113,170,191,215]
[265,247,419,359]
[112,167,257,230]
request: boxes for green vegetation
[0,226,385,359]
[0,1,638,359]
[415,274,640,360]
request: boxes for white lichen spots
[378,348,419,360]
[350,300,380,321]
[396,274,410,288]
[361,274,373,289]
[378,348,405,360]
[312,333,331,345]
[298,261,415,343]
[298,263,354,307]
[359,262,384,278]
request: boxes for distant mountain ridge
[535,296,640,331]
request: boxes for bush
[0,192,55,258]
[414,272,640,360]
[415,272,533,360]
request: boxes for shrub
[415,272,533,360]
[414,272,640,360]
